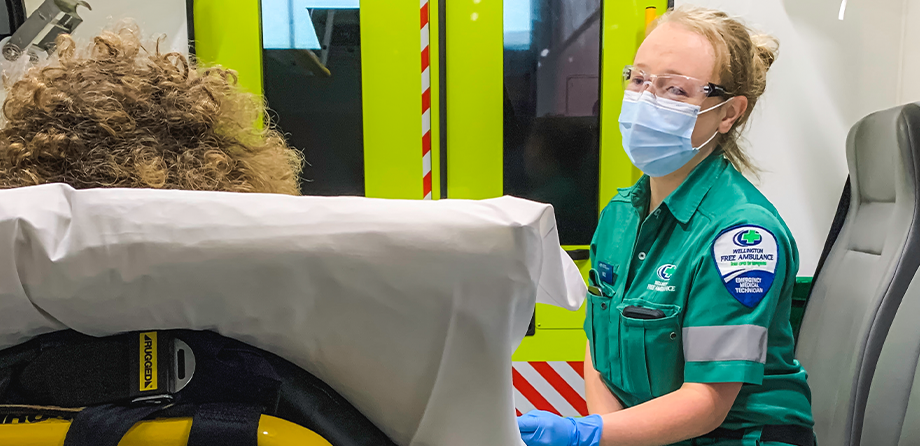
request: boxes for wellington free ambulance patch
[711,225,778,308]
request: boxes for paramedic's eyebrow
[634,63,692,77]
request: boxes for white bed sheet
[0,184,587,445]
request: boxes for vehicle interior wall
[901,2,920,102]
[676,0,920,275]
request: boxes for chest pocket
[585,283,613,379]
[610,298,684,401]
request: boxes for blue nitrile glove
[517,410,603,446]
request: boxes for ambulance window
[503,0,601,246]
[261,0,365,196]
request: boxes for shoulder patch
[711,225,778,308]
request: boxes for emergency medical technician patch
[711,225,778,308]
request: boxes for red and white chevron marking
[513,362,588,417]
[420,0,432,200]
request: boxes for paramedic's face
[634,22,723,147]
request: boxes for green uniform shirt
[584,152,814,433]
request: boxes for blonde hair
[655,5,778,174]
[0,23,303,194]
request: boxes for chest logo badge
[648,264,677,292]
[656,264,676,281]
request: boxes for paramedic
[518,5,814,446]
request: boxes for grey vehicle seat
[858,103,920,446]
[797,102,920,446]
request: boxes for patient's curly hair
[0,24,302,194]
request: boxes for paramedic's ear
[718,96,748,134]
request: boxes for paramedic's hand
[517,410,602,446]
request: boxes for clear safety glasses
[623,65,730,105]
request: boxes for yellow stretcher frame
[0,414,331,446]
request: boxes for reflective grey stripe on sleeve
[682,325,768,364]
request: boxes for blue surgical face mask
[618,90,729,177]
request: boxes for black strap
[63,403,260,446]
[187,403,261,446]
[17,330,175,407]
[63,403,166,446]
[699,425,815,446]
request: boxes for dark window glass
[503,0,601,246]
[262,2,364,196]
[1,0,20,37]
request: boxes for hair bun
[751,34,779,71]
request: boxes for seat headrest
[849,102,920,203]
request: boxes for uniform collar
[616,151,728,224]
[616,176,650,208]
[662,151,728,224]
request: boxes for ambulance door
[194,0,439,200]
[494,0,668,417]
[261,0,439,200]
